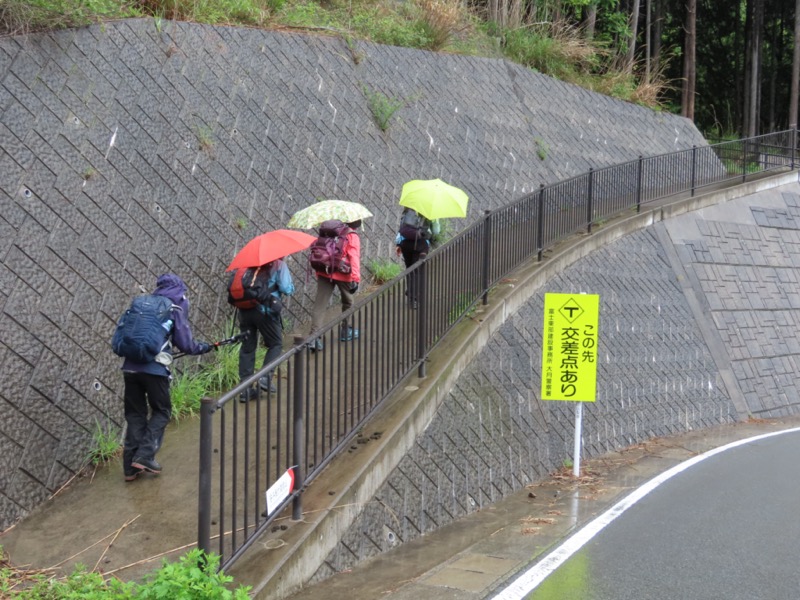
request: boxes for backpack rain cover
[309,220,352,275]
[111,294,174,363]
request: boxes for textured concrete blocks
[0,19,706,530]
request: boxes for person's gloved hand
[197,342,212,355]
[348,281,359,293]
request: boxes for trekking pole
[171,332,249,360]
[212,331,249,348]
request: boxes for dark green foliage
[2,549,250,599]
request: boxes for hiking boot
[124,467,143,482]
[340,327,360,342]
[239,387,259,403]
[131,456,162,474]
[259,377,277,393]
[308,338,324,352]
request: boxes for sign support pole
[573,402,583,477]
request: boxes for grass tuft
[366,258,403,284]
[1,0,138,35]
[86,419,122,466]
[417,0,463,51]
[362,85,408,132]
[170,329,263,419]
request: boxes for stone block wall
[313,226,736,579]
[314,184,800,580]
[0,19,705,529]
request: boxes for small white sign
[265,467,296,517]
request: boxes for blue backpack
[111,294,175,363]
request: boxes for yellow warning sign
[541,293,599,402]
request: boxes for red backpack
[227,267,264,310]
[308,220,352,275]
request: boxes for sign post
[540,293,600,477]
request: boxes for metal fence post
[536,184,545,261]
[417,260,428,378]
[586,168,594,234]
[793,129,797,170]
[636,155,643,213]
[481,209,491,305]
[292,336,306,521]
[742,139,748,182]
[690,145,697,196]
[198,396,214,556]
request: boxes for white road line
[491,426,800,600]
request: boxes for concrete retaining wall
[308,175,800,587]
[0,19,705,529]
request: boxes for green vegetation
[86,419,122,466]
[171,339,259,418]
[534,137,549,161]
[365,257,403,284]
[1,0,135,34]
[0,0,668,111]
[361,85,410,133]
[194,124,215,153]
[342,34,365,65]
[0,547,249,599]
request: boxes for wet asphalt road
[522,430,800,600]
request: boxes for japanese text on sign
[540,293,599,402]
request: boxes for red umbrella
[226,229,316,271]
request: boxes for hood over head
[153,273,188,304]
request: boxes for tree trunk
[652,0,663,75]
[747,0,763,137]
[584,2,598,40]
[790,0,800,130]
[645,0,652,82]
[626,0,642,73]
[681,0,697,120]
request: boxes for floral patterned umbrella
[287,199,373,229]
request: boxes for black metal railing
[198,129,797,569]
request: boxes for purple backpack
[309,220,352,275]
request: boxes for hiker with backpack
[112,273,212,481]
[307,219,362,350]
[227,259,295,402]
[395,208,440,308]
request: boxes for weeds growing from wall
[194,124,215,153]
[86,419,121,466]
[361,85,406,132]
[535,137,549,160]
[342,34,365,65]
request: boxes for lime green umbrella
[399,179,468,220]
[287,199,373,229]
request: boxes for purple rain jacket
[121,273,208,377]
